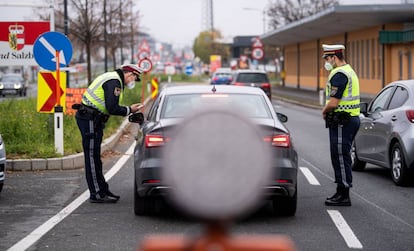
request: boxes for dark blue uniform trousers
[76,113,109,199]
[328,116,360,188]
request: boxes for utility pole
[119,0,124,64]
[64,0,70,87]
[202,0,214,32]
[104,0,108,71]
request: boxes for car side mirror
[128,112,144,125]
[360,102,368,115]
[276,112,288,123]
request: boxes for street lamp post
[243,7,266,33]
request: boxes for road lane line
[299,166,320,185]
[302,157,414,231]
[7,142,135,251]
[327,210,363,249]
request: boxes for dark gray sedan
[352,80,414,186]
[0,73,27,97]
[129,85,298,216]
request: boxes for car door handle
[391,115,397,121]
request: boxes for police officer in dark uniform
[322,44,360,206]
[76,64,144,203]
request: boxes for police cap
[322,44,345,59]
[121,64,143,81]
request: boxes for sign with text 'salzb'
[0,21,50,66]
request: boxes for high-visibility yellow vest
[325,64,360,116]
[82,72,124,114]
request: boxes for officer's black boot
[326,185,341,200]
[325,187,351,206]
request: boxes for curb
[6,118,131,172]
[274,95,323,110]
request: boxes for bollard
[319,88,325,106]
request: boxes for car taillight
[261,83,271,89]
[233,82,244,86]
[142,179,161,184]
[145,134,169,148]
[264,134,290,148]
[406,110,414,123]
[212,77,218,81]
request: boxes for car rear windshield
[215,73,232,78]
[161,93,272,119]
[1,75,23,82]
[236,73,269,83]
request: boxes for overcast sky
[0,0,404,48]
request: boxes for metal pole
[104,0,108,71]
[50,5,55,31]
[64,0,70,87]
[55,50,64,155]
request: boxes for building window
[356,41,360,74]
[366,40,370,79]
[361,40,365,78]
[371,39,376,79]
[377,39,382,79]
[408,51,412,79]
[399,51,403,80]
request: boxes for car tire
[0,183,3,193]
[390,142,410,186]
[272,189,297,216]
[134,181,156,215]
[351,141,366,171]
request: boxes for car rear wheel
[351,141,366,171]
[272,189,297,216]
[390,142,410,186]
[134,181,157,215]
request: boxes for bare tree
[42,0,139,84]
[103,0,138,68]
[267,0,338,29]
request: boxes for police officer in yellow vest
[322,44,360,206]
[76,64,144,203]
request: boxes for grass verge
[0,82,143,159]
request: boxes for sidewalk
[272,84,324,109]
[272,84,373,109]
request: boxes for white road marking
[299,166,320,185]
[6,142,135,251]
[302,157,414,230]
[327,210,363,249]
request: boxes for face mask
[126,81,135,89]
[324,61,333,71]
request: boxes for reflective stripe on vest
[325,64,360,116]
[82,72,123,114]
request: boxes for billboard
[209,55,222,73]
[0,21,50,66]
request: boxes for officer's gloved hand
[130,103,144,113]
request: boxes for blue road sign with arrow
[33,31,73,71]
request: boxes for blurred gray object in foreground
[162,106,272,221]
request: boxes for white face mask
[126,81,135,89]
[324,61,333,71]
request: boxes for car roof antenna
[211,85,216,94]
